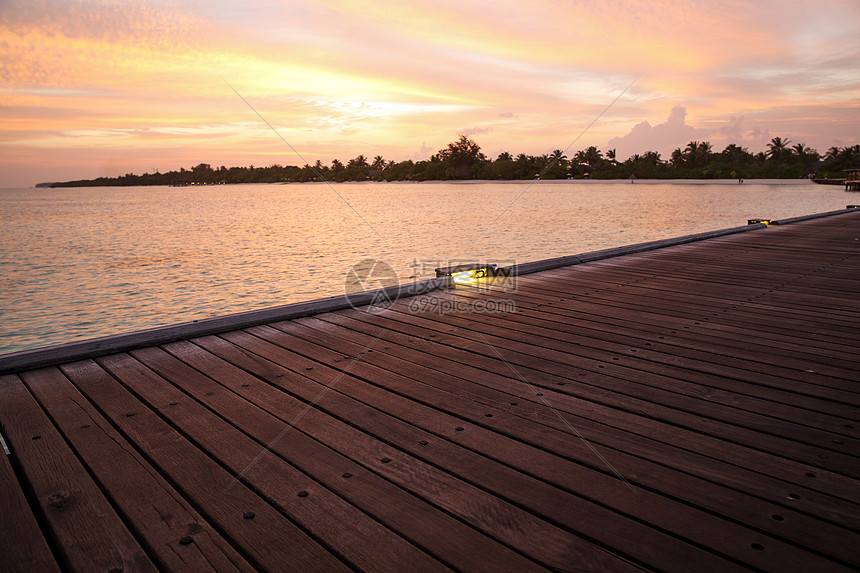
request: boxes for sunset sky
[2,0,859,187]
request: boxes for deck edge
[771,207,860,225]
[506,206,860,277]
[4,208,857,375]
[0,278,449,374]
[505,222,766,276]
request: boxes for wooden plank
[545,262,860,316]
[373,301,860,475]
[243,323,860,570]
[0,373,157,572]
[121,345,462,573]
[451,285,860,380]
[439,291,860,423]
[514,273,860,336]
[508,278,860,366]
[192,333,647,572]
[0,425,60,573]
[59,358,350,573]
[159,339,550,573]
[569,257,860,289]
[517,270,860,326]
[310,310,860,509]
[203,330,736,572]
[282,313,860,510]
[477,275,860,389]
[523,274,860,328]
[499,289,860,346]
[479,279,860,362]
[19,367,256,573]
[446,287,860,397]
[534,248,860,300]
[467,277,860,368]
[331,306,860,480]
[2,209,858,571]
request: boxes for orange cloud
[1,0,858,187]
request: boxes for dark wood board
[0,397,61,573]
[246,322,859,569]
[0,372,157,572]
[20,367,256,573]
[309,311,860,509]
[60,357,350,573]
[162,338,552,573]
[197,331,647,572]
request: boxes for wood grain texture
[3,209,859,572]
[20,367,255,573]
[61,357,350,573]
[0,373,156,573]
[0,406,60,573]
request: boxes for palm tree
[683,141,699,167]
[721,143,747,159]
[682,141,712,167]
[371,155,386,170]
[496,151,513,162]
[766,137,791,162]
[642,151,663,165]
[696,142,712,167]
[582,146,602,167]
[537,154,550,171]
[824,146,841,162]
[349,154,369,169]
[670,148,684,168]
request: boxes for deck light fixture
[435,263,498,285]
[748,218,772,225]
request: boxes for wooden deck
[2,210,859,572]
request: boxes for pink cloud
[607,106,708,160]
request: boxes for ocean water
[0,179,851,354]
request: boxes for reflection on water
[0,180,849,354]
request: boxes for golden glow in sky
[1,0,859,186]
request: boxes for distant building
[846,168,860,191]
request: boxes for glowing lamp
[748,218,771,226]
[435,263,498,285]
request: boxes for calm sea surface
[0,179,851,354]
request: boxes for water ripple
[0,180,847,354]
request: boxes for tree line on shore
[49,136,860,187]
